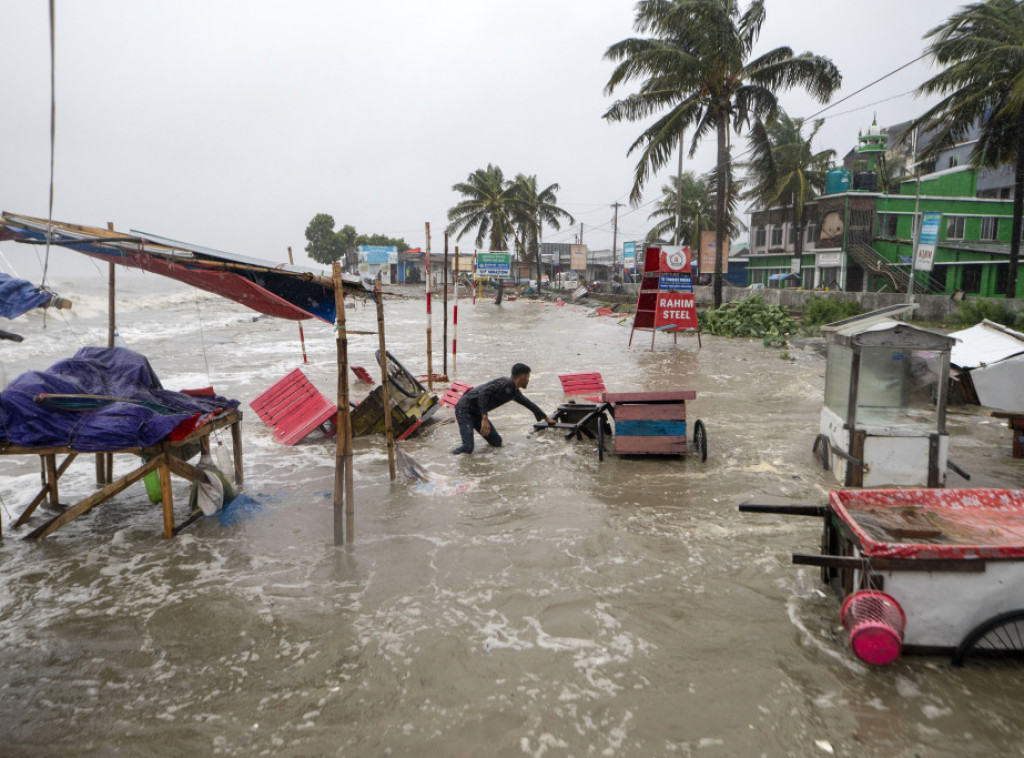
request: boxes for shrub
[803,297,863,328]
[953,299,1021,328]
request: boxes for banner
[570,244,588,271]
[699,231,730,268]
[915,211,942,272]
[358,245,397,265]
[657,245,692,273]
[653,292,698,330]
[623,241,636,273]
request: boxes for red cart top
[830,489,1024,560]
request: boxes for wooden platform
[0,410,243,540]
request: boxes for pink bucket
[840,590,906,665]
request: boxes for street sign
[475,252,512,277]
[915,211,942,272]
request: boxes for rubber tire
[812,434,831,471]
[693,419,707,462]
[375,349,424,398]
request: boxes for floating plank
[439,381,473,408]
[614,403,686,422]
[613,435,687,456]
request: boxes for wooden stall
[1,410,243,540]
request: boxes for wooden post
[425,222,433,391]
[44,453,59,505]
[230,414,244,487]
[158,454,174,539]
[375,277,397,481]
[332,263,356,544]
[453,245,459,379]
[443,232,449,378]
[102,222,117,486]
[288,247,309,363]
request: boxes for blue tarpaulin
[0,273,52,319]
[0,347,239,451]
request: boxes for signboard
[475,252,512,277]
[817,252,842,267]
[623,241,636,273]
[915,211,942,272]
[570,244,588,271]
[659,273,692,291]
[358,245,397,265]
[699,231,730,268]
[791,258,801,274]
[653,292,698,330]
[657,245,692,274]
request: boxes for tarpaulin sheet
[831,488,1024,560]
[0,273,51,319]
[0,347,239,451]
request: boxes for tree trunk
[1009,114,1024,299]
[713,111,728,308]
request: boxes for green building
[746,118,1022,298]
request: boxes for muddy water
[2,277,1024,757]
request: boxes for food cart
[812,304,964,488]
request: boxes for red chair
[439,381,474,408]
[558,372,607,403]
[250,368,338,445]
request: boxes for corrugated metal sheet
[949,319,1024,369]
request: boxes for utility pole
[611,202,623,277]
[579,222,584,245]
[675,131,685,245]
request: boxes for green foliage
[953,299,1021,328]
[304,213,346,265]
[803,297,863,327]
[356,232,409,251]
[697,295,798,338]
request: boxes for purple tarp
[0,273,52,319]
[0,347,239,451]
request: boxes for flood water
[2,272,1024,757]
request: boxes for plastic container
[841,590,906,665]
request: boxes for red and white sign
[654,292,698,331]
[658,245,691,273]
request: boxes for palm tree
[910,0,1024,299]
[645,171,715,245]
[603,0,841,306]
[510,174,575,290]
[740,111,834,260]
[447,165,518,252]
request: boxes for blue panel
[615,419,686,437]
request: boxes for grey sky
[1,0,969,281]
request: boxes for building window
[948,156,959,169]
[946,216,965,240]
[770,225,783,247]
[995,264,1010,295]
[755,226,766,247]
[931,265,948,292]
[788,224,797,245]
[980,216,999,241]
[805,222,817,244]
[878,213,898,237]
[962,265,981,294]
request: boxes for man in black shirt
[451,363,554,454]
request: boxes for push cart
[741,488,1024,666]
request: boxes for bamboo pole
[443,232,449,378]
[332,263,356,544]
[288,247,309,363]
[375,277,397,481]
[453,245,459,379]
[425,222,433,391]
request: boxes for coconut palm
[603,0,841,306]
[510,174,575,290]
[740,111,835,259]
[910,0,1024,299]
[447,165,518,252]
[645,171,714,245]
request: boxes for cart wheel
[952,610,1024,667]
[375,349,423,398]
[693,420,707,462]
[812,434,831,471]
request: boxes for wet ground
[2,277,1024,756]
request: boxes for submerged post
[375,277,397,481]
[453,245,459,379]
[332,263,355,544]
[289,247,309,363]
[425,221,433,391]
[443,232,449,379]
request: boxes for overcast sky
[1,0,970,281]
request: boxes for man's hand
[545,417,555,425]
[480,417,491,437]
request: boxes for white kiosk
[814,304,960,488]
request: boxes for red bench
[558,372,607,402]
[439,381,474,408]
[249,368,338,445]
[352,366,374,384]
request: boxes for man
[451,363,554,455]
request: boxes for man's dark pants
[451,410,502,454]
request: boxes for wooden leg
[96,453,106,485]
[17,453,78,527]
[44,454,59,505]
[231,418,244,486]
[159,456,174,539]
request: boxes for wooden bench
[249,368,337,445]
[352,366,374,384]
[439,381,473,408]
[558,372,607,402]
